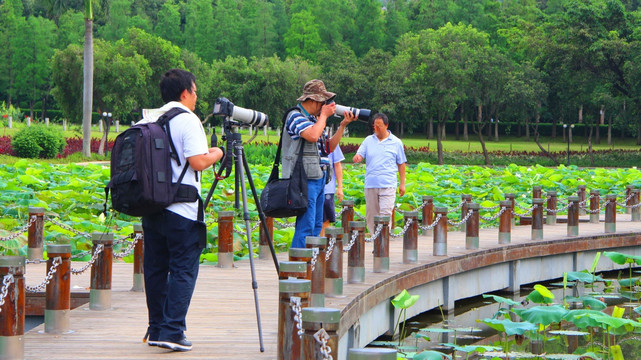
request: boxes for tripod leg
[235,144,265,352]
[241,150,280,274]
[203,153,229,208]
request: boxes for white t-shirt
[139,101,209,220]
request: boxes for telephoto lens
[212,97,269,128]
[334,104,371,122]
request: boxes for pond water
[371,270,641,359]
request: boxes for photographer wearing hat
[282,79,356,248]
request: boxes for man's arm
[398,162,406,197]
[329,111,357,152]
[187,147,224,171]
[299,103,336,143]
[335,162,344,203]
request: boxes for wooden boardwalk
[23,214,640,360]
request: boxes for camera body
[212,97,268,128]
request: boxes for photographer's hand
[328,110,355,153]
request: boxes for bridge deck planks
[23,214,638,359]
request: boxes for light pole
[563,123,574,166]
[102,111,112,131]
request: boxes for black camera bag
[260,109,308,218]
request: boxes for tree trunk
[99,117,110,156]
[441,121,446,140]
[637,122,641,145]
[477,104,489,165]
[525,117,530,141]
[455,104,460,140]
[533,117,559,165]
[463,106,468,141]
[595,122,600,144]
[608,115,612,145]
[551,117,557,138]
[436,121,444,165]
[494,116,499,142]
[82,17,94,158]
[587,123,594,167]
[428,118,434,139]
[578,104,583,123]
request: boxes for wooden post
[132,224,144,292]
[505,193,516,227]
[278,261,307,280]
[27,206,45,261]
[589,190,600,224]
[44,244,71,334]
[421,196,434,236]
[499,201,512,244]
[433,207,448,256]
[90,232,113,310]
[373,216,390,273]
[0,256,25,360]
[217,211,234,268]
[532,186,542,199]
[531,198,544,240]
[347,221,366,284]
[289,248,313,281]
[324,227,344,297]
[349,348,397,359]
[465,203,480,250]
[402,211,419,264]
[567,196,580,237]
[278,279,311,360]
[546,191,558,225]
[605,194,617,233]
[632,189,640,222]
[460,195,472,232]
[301,308,340,360]
[626,185,635,214]
[577,185,587,216]
[305,236,327,307]
[341,200,355,234]
[259,217,274,260]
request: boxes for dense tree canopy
[4,0,641,162]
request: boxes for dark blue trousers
[142,210,202,342]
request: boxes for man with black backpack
[139,69,223,352]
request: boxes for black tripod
[203,118,279,352]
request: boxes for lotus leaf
[480,318,537,335]
[513,305,568,326]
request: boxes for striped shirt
[285,107,329,162]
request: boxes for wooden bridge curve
[22,214,641,360]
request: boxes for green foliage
[11,125,65,158]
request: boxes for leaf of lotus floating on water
[548,330,590,336]
[513,305,568,326]
[418,328,454,333]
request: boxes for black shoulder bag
[259,110,309,218]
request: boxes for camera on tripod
[212,97,269,128]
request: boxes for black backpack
[105,107,200,217]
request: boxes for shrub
[11,126,66,158]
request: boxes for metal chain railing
[578,194,594,208]
[390,218,413,239]
[0,216,36,242]
[618,201,641,209]
[71,244,104,275]
[335,206,348,218]
[290,296,305,338]
[545,202,572,214]
[113,233,142,259]
[619,192,635,204]
[25,256,62,293]
[325,237,336,261]
[353,212,366,221]
[343,231,359,252]
[45,215,91,239]
[364,224,383,243]
[480,206,507,222]
[25,258,46,265]
[0,274,14,313]
[512,204,538,216]
[451,200,465,212]
[419,214,442,232]
[233,221,262,237]
[310,248,319,272]
[514,202,535,212]
[275,220,296,229]
[313,328,333,360]
[447,209,473,227]
[480,204,500,211]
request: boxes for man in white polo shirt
[353,113,406,234]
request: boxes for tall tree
[0,0,24,106]
[153,1,183,46]
[56,9,85,48]
[350,0,385,56]
[284,10,325,60]
[184,0,218,61]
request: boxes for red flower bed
[0,136,15,156]
[0,136,114,158]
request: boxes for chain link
[275,220,296,229]
[26,257,62,293]
[514,202,535,211]
[0,274,14,312]
[325,237,336,261]
[313,328,333,360]
[353,212,366,221]
[390,218,413,238]
[618,202,641,209]
[71,244,104,275]
[25,258,46,264]
[0,216,36,242]
[480,206,506,222]
[447,209,473,227]
[578,194,594,207]
[480,204,500,211]
[336,206,348,218]
[364,224,383,243]
[343,230,359,252]
[416,201,427,212]
[545,201,572,214]
[310,248,319,272]
[451,200,465,211]
[419,214,442,232]
[45,215,91,239]
[621,192,635,204]
[290,296,304,338]
[113,233,142,259]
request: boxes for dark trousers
[142,210,202,342]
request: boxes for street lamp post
[101,111,112,132]
[563,123,575,166]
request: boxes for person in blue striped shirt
[281,79,356,248]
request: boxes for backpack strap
[157,107,188,166]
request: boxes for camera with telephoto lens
[325,100,371,122]
[212,97,268,128]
